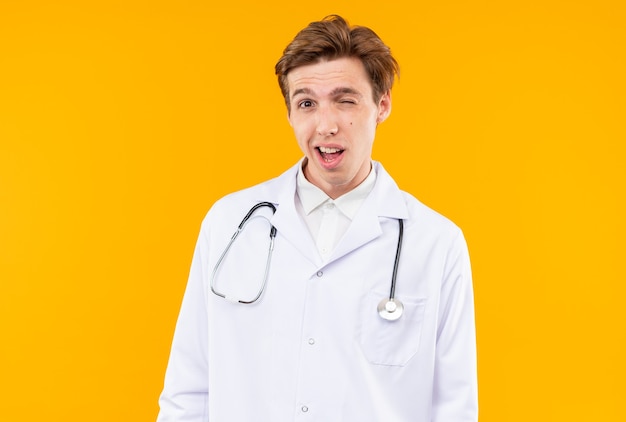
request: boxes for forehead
[287,57,372,97]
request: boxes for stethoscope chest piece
[377,297,404,321]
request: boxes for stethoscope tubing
[210,202,405,320]
[389,218,403,301]
[210,202,277,304]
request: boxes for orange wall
[1,1,624,420]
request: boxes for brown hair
[275,15,399,111]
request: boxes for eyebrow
[291,88,313,99]
[330,87,362,97]
[291,87,363,100]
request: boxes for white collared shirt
[295,163,376,260]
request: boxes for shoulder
[374,161,462,237]
[400,191,468,256]
[201,161,300,227]
[404,192,458,230]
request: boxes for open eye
[298,100,314,109]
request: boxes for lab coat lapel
[255,162,320,267]
[330,162,409,264]
[331,208,382,261]
[253,161,408,268]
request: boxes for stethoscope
[210,202,405,321]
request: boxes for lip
[314,144,345,170]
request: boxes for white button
[301,405,309,413]
[316,271,323,277]
[308,338,315,345]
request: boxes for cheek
[292,125,308,142]
[290,116,308,132]
[291,125,311,152]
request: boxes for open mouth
[317,146,344,163]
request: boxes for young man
[157,15,477,421]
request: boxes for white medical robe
[157,160,478,421]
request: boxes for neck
[302,159,372,200]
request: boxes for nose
[316,107,338,137]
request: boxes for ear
[376,90,392,123]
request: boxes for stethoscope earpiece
[377,297,404,321]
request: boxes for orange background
[1,1,624,420]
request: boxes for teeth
[319,147,341,153]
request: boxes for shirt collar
[296,160,377,219]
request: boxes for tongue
[321,151,342,162]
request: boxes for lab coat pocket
[360,291,427,366]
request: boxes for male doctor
[157,15,477,422]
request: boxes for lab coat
[157,160,478,422]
